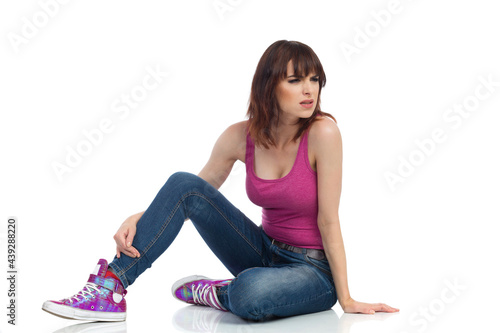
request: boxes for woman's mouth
[300,100,314,108]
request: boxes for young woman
[43,40,399,322]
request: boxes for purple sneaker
[172,275,232,311]
[42,259,127,321]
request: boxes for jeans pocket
[304,255,332,277]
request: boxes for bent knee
[226,273,280,321]
[167,171,197,184]
[166,171,206,192]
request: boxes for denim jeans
[108,171,337,320]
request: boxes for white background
[1,0,499,332]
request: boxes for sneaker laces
[191,283,225,311]
[66,283,101,304]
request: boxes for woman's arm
[318,218,351,307]
[197,121,245,190]
[319,218,397,313]
[114,121,245,259]
[314,119,398,314]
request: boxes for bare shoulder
[218,119,248,163]
[308,115,342,157]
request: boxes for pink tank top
[245,127,323,249]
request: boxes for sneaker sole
[42,301,126,321]
[171,275,208,302]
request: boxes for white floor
[43,307,398,333]
[8,291,496,333]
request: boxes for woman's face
[275,60,320,121]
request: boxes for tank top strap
[295,127,308,172]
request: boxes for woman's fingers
[343,299,399,315]
[113,231,126,249]
[372,303,399,313]
[115,236,140,257]
[113,217,142,260]
[129,245,140,257]
[119,248,135,258]
[124,227,139,257]
[354,303,399,314]
[125,227,136,248]
[114,224,136,249]
[116,245,140,258]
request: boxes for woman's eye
[311,77,320,82]
[288,79,300,83]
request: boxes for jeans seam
[120,190,262,277]
[190,191,262,257]
[249,286,335,318]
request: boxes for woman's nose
[303,81,312,95]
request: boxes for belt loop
[271,239,275,245]
[302,248,307,255]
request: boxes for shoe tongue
[91,259,109,277]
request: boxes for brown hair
[245,40,337,149]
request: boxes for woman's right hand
[113,212,143,258]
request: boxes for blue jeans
[108,171,337,320]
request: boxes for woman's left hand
[341,297,399,314]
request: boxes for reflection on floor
[51,305,399,333]
[52,321,126,333]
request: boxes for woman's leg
[217,264,337,321]
[108,171,265,288]
[215,235,337,321]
